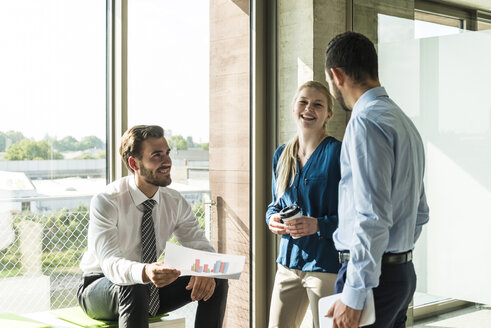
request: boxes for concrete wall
[209,0,250,327]
[278,0,349,145]
[277,0,414,147]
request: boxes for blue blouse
[266,136,341,273]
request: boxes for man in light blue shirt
[324,32,429,328]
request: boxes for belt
[338,250,413,265]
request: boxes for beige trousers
[268,264,337,328]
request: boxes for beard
[140,162,172,187]
[331,83,351,112]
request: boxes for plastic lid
[279,205,301,219]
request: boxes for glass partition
[378,13,491,311]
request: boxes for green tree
[53,136,79,152]
[168,135,188,150]
[186,136,194,148]
[79,136,104,150]
[0,130,26,152]
[5,139,63,160]
[0,133,5,152]
[200,142,209,150]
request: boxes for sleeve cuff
[132,262,147,284]
[341,284,368,310]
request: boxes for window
[127,1,251,326]
[379,9,491,324]
[0,0,106,314]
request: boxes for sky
[0,0,209,143]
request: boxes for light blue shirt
[334,87,430,310]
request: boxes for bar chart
[191,259,230,274]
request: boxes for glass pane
[0,0,106,314]
[128,1,251,327]
[378,13,491,311]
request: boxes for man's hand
[286,216,319,238]
[143,262,180,288]
[268,213,288,235]
[326,299,362,328]
[186,276,216,301]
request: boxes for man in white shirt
[78,125,228,328]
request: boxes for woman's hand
[268,213,288,235]
[285,216,319,238]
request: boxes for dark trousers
[77,274,228,328]
[335,261,416,328]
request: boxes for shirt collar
[128,175,160,208]
[352,86,388,116]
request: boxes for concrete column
[278,0,348,144]
[209,0,250,327]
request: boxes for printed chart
[191,259,229,274]
[162,242,245,279]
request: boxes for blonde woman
[266,81,341,328]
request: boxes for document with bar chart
[162,242,245,279]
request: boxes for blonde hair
[275,81,333,200]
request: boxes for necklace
[297,135,327,162]
[297,146,313,161]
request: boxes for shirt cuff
[341,284,368,310]
[132,262,147,284]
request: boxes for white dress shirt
[334,87,430,310]
[80,175,214,285]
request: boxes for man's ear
[128,156,139,172]
[330,67,345,87]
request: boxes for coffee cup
[279,205,302,239]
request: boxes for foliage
[51,135,105,152]
[4,139,63,160]
[79,136,105,150]
[0,130,26,152]
[200,142,209,150]
[0,205,90,275]
[73,154,96,160]
[53,136,79,152]
[168,135,189,150]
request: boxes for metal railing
[0,191,211,316]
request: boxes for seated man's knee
[118,284,150,313]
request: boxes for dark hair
[119,125,164,173]
[325,31,379,84]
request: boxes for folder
[318,290,375,328]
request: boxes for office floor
[414,305,491,328]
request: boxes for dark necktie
[141,199,159,316]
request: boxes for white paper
[318,290,375,328]
[161,242,245,279]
